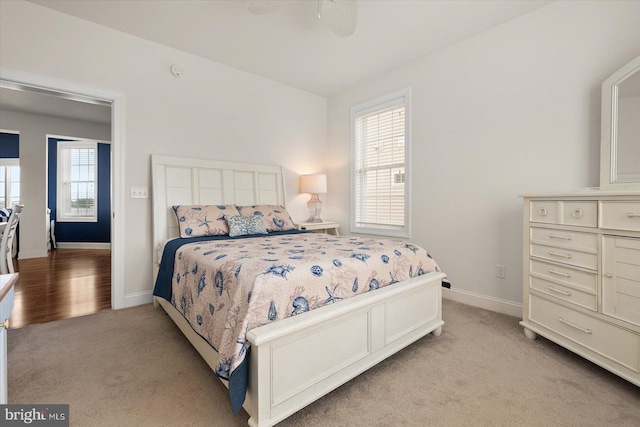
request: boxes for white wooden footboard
[155,271,444,427]
[244,271,445,427]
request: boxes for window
[0,159,20,209]
[57,140,97,222]
[350,88,411,238]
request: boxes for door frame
[0,67,126,309]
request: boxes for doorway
[0,68,125,316]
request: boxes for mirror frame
[600,55,640,189]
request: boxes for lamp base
[306,194,323,223]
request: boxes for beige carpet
[8,299,640,426]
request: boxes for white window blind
[57,141,97,222]
[351,88,410,238]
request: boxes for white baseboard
[18,250,48,259]
[443,287,522,318]
[56,242,111,250]
[125,290,154,308]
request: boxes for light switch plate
[130,187,149,199]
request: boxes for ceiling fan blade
[248,0,282,15]
[320,0,358,37]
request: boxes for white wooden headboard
[151,154,287,264]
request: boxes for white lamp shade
[300,174,327,194]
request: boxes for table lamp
[300,174,327,223]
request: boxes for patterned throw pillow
[236,205,297,232]
[172,205,240,237]
[0,208,11,223]
[224,215,268,237]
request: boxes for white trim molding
[55,242,111,250]
[0,159,19,167]
[17,250,48,260]
[0,67,126,309]
[125,290,154,308]
[443,287,522,318]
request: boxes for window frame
[0,159,20,210]
[56,140,98,223]
[349,87,411,238]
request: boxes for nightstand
[297,221,340,236]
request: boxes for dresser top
[0,273,18,302]
[521,188,640,199]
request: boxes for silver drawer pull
[558,317,592,334]
[549,233,572,240]
[548,269,571,278]
[548,286,572,296]
[549,251,572,259]
[605,273,614,278]
[572,208,583,218]
[628,212,640,218]
[538,208,548,216]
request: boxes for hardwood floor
[9,249,111,328]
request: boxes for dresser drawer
[600,201,640,232]
[530,243,597,270]
[562,201,597,228]
[603,236,640,327]
[530,259,597,293]
[530,295,640,372]
[530,227,597,252]
[531,201,557,224]
[530,276,596,310]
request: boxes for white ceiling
[1,0,553,125]
[28,0,553,97]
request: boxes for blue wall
[48,138,111,243]
[0,133,19,158]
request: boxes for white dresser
[521,191,640,386]
[0,273,17,404]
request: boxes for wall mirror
[600,56,640,189]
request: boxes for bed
[151,154,447,427]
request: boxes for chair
[46,208,57,250]
[0,205,23,274]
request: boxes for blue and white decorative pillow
[224,215,268,237]
[172,205,239,237]
[236,205,296,232]
[0,208,11,222]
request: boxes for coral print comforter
[154,231,444,413]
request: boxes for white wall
[0,1,327,303]
[327,0,640,310]
[0,109,111,259]
[3,0,638,313]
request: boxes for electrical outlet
[496,264,506,279]
[130,187,149,199]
